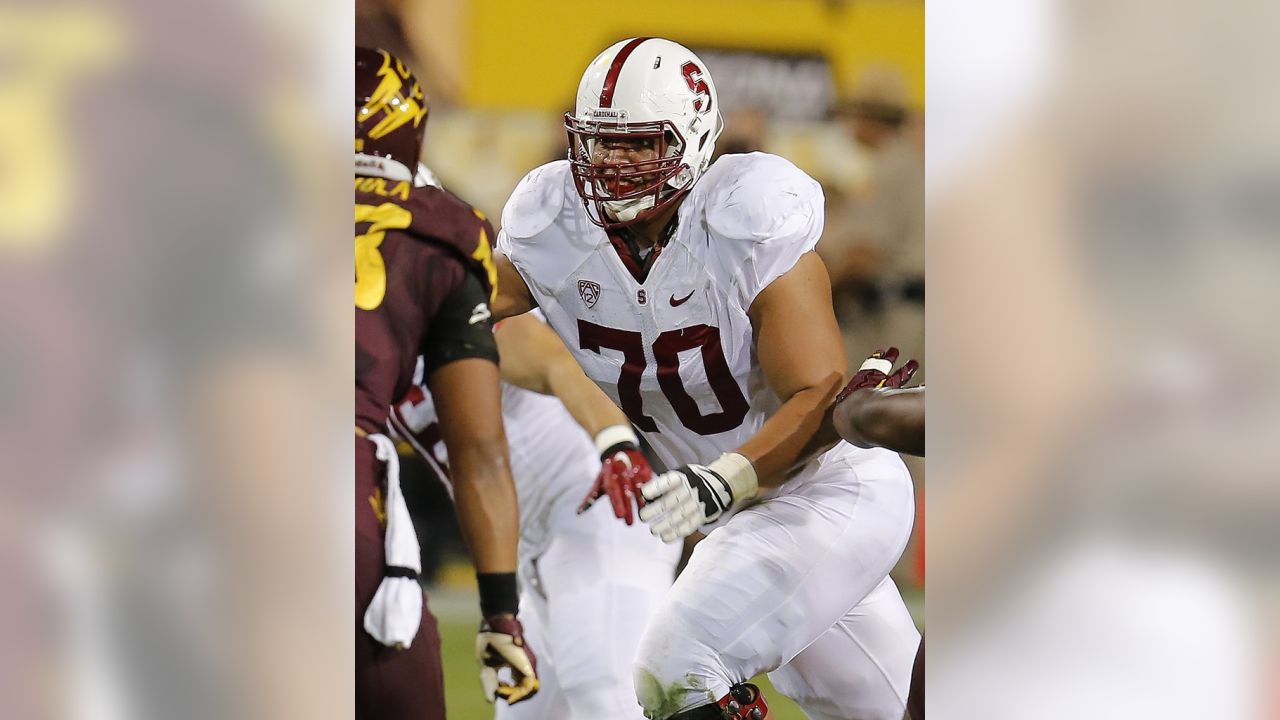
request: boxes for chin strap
[602,194,656,223]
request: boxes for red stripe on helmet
[599,37,652,108]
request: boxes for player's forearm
[789,402,844,472]
[546,361,628,438]
[493,254,536,321]
[450,442,520,573]
[736,371,843,486]
[492,293,532,322]
[833,387,926,456]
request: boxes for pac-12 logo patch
[578,279,602,308]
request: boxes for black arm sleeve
[420,269,499,377]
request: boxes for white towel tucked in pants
[362,432,423,649]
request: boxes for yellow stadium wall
[454,0,923,111]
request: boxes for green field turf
[432,585,923,719]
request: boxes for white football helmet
[566,37,724,228]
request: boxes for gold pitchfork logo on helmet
[358,49,426,140]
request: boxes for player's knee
[633,660,766,720]
[632,607,731,717]
[633,664,677,718]
[633,663,714,719]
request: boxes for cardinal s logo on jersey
[578,280,601,308]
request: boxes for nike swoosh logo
[670,291,694,306]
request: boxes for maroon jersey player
[354,47,537,720]
[830,348,925,720]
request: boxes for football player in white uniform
[391,311,681,719]
[491,38,920,720]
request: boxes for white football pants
[497,499,681,720]
[633,445,920,720]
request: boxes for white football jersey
[498,152,826,470]
[391,352,599,562]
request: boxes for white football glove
[638,453,758,542]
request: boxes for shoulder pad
[398,186,496,298]
[703,153,823,242]
[400,185,488,249]
[501,161,571,241]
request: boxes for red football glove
[835,347,920,405]
[577,425,652,525]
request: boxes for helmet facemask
[565,112,693,229]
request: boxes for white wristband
[594,425,639,457]
[707,452,759,503]
[859,357,894,374]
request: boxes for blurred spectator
[822,66,927,589]
[823,65,925,379]
[712,105,770,161]
[355,0,416,69]
[542,100,576,166]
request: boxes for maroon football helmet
[355,47,428,180]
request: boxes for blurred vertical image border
[0,0,353,718]
[927,0,1273,717]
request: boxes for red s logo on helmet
[681,62,712,114]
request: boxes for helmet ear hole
[697,131,709,151]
